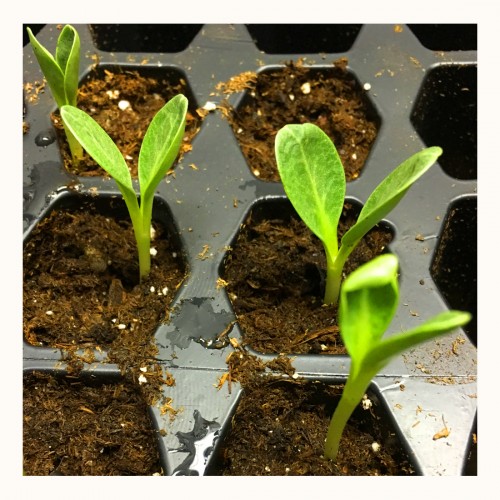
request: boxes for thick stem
[64,124,84,162]
[122,193,151,283]
[136,196,154,281]
[324,372,370,461]
[323,243,353,306]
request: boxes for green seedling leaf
[139,94,189,202]
[60,105,134,196]
[340,146,442,254]
[55,25,80,107]
[60,94,188,282]
[27,25,80,108]
[275,123,345,257]
[323,254,471,461]
[27,25,82,160]
[338,253,400,365]
[275,122,442,305]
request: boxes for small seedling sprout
[323,253,471,461]
[26,24,83,162]
[275,123,443,305]
[60,94,188,282]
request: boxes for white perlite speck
[118,100,131,110]
[362,394,372,410]
[202,101,217,111]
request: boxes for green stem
[136,195,154,281]
[64,124,84,162]
[324,371,371,461]
[323,243,352,306]
[121,192,151,283]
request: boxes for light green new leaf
[60,105,134,196]
[56,25,80,106]
[338,254,399,361]
[365,309,472,372]
[341,146,442,252]
[275,123,346,254]
[139,94,188,201]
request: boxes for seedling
[323,253,471,461]
[60,94,188,281]
[26,24,83,161]
[275,123,442,305]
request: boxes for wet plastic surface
[23,24,477,476]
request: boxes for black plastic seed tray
[23,24,477,476]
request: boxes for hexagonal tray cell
[206,379,416,476]
[221,198,394,355]
[23,368,164,476]
[53,64,202,176]
[407,24,477,51]
[245,24,362,53]
[88,24,203,53]
[431,197,477,346]
[410,64,477,180]
[23,191,187,360]
[222,61,380,182]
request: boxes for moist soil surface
[23,202,185,387]
[23,372,163,476]
[222,202,393,354]
[209,373,415,476]
[219,58,378,182]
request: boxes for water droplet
[35,129,56,147]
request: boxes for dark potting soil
[219,58,378,182]
[208,374,415,476]
[52,68,203,177]
[222,203,393,354]
[23,372,163,476]
[23,205,184,400]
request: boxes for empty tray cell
[23,370,163,476]
[431,197,477,346]
[411,64,477,180]
[89,24,203,53]
[245,24,362,54]
[408,24,477,51]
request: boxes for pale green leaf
[27,27,66,108]
[56,25,80,107]
[341,147,442,251]
[139,94,188,201]
[339,254,399,360]
[275,123,345,250]
[60,105,133,194]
